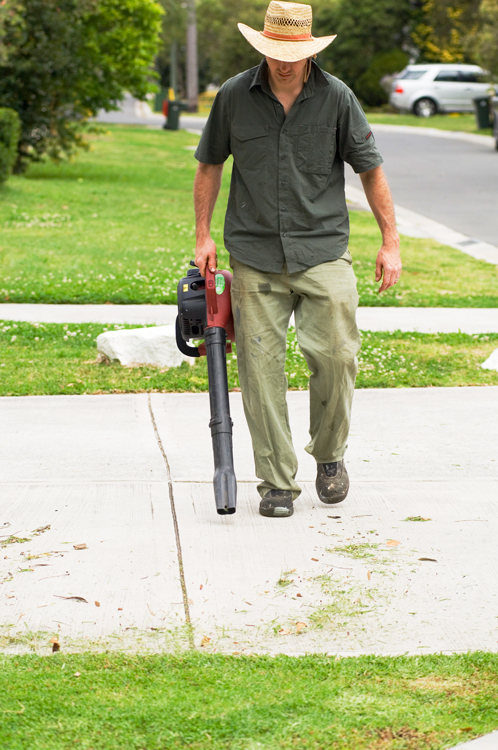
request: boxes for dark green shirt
[195,60,383,274]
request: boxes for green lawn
[365,110,492,135]
[1,125,498,308]
[1,322,497,396]
[1,652,497,749]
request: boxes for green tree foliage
[0,0,163,171]
[0,0,23,64]
[411,0,480,63]
[0,106,21,183]
[197,0,268,85]
[314,0,413,94]
[471,0,498,77]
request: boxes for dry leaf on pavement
[50,637,60,653]
[296,622,307,634]
[73,543,87,550]
[95,601,100,607]
[278,628,290,636]
[386,540,400,547]
[54,595,88,603]
[200,636,211,647]
[33,525,51,535]
[367,570,372,580]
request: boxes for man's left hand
[359,166,402,294]
[375,243,402,293]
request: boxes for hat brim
[238,23,336,62]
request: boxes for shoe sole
[316,488,349,505]
[259,504,294,518]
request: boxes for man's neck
[267,70,305,115]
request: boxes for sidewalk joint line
[147,394,194,649]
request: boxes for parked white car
[389,63,490,117]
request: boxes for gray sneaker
[316,460,349,504]
[259,489,294,518]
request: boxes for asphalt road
[97,97,497,246]
[346,129,498,247]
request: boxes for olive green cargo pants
[230,252,361,501]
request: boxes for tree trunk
[186,0,198,111]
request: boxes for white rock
[481,348,498,371]
[96,325,193,368]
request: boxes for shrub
[355,49,410,106]
[0,106,21,184]
[0,0,163,172]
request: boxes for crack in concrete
[147,394,194,649]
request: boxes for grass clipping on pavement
[1,125,498,308]
[1,322,498,396]
[1,651,498,749]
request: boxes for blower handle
[205,266,218,321]
[175,315,200,357]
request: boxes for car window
[434,70,461,82]
[398,70,427,80]
[459,72,488,83]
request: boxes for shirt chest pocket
[297,125,336,175]
[231,123,270,170]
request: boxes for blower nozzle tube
[205,326,237,515]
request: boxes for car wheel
[413,98,437,117]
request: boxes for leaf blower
[175,261,237,515]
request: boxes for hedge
[0,106,21,184]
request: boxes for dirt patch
[409,674,498,699]
[371,726,439,749]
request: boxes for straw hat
[238,1,336,63]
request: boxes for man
[194,1,401,518]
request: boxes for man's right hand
[195,237,217,278]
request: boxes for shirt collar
[249,58,329,99]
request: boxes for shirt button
[280,181,286,186]
[282,233,287,237]
[281,207,286,212]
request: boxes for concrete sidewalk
[3,303,498,333]
[1,388,497,656]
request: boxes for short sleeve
[336,89,384,174]
[194,85,231,165]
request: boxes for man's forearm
[194,162,224,242]
[359,166,399,249]
[359,165,401,292]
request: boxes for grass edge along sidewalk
[1,125,498,308]
[1,651,498,750]
[1,322,498,395]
